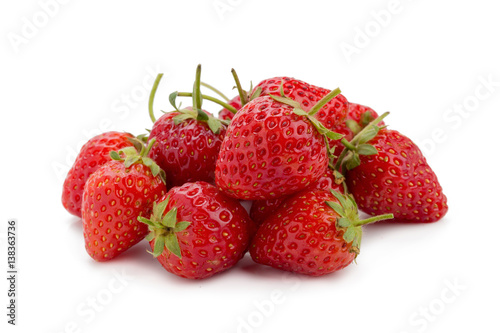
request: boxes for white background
[1,0,499,332]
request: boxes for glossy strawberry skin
[62,132,134,217]
[215,96,328,200]
[151,182,256,279]
[218,95,241,121]
[82,161,167,261]
[250,189,356,276]
[250,168,344,226]
[148,112,227,188]
[253,77,349,128]
[346,129,448,222]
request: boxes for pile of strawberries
[62,66,448,279]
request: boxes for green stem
[177,92,238,114]
[353,213,394,227]
[142,138,156,157]
[308,88,341,116]
[333,111,391,171]
[201,82,229,101]
[231,68,248,106]
[149,74,163,123]
[193,64,203,111]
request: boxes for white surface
[1,0,499,332]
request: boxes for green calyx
[110,138,166,184]
[335,112,390,172]
[268,85,344,158]
[137,196,191,259]
[325,189,394,256]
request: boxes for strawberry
[345,128,448,222]
[253,76,349,128]
[62,131,134,217]
[250,189,393,276]
[250,168,345,226]
[81,141,167,261]
[138,181,256,279]
[147,66,228,188]
[215,89,343,201]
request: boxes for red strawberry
[148,110,226,188]
[62,131,134,217]
[250,189,392,276]
[215,90,343,200]
[82,141,167,261]
[345,128,448,222]
[138,181,256,279]
[250,168,344,226]
[253,76,349,128]
[148,66,228,188]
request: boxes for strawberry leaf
[153,198,169,220]
[152,235,165,257]
[145,231,155,242]
[165,233,182,259]
[269,94,302,109]
[162,207,178,228]
[207,117,222,134]
[124,156,140,168]
[357,144,378,156]
[174,221,191,233]
[325,201,345,217]
[110,151,122,161]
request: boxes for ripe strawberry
[345,128,448,222]
[148,110,226,188]
[215,90,343,200]
[138,181,256,279]
[82,141,167,261]
[62,131,134,217]
[253,76,349,128]
[250,189,392,276]
[148,66,228,188]
[250,168,344,226]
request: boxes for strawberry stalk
[231,68,249,106]
[200,82,230,101]
[334,111,390,172]
[149,73,164,123]
[174,92,238,114]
